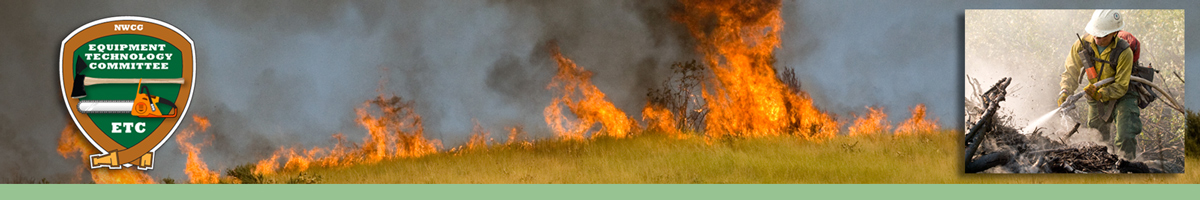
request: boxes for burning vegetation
[51,0,953,184]
[254,94,441,175]
[846,105,939,137]
[895,105,939,136]
[57,125,155,184]
[177,116,219,184]
[673,0,838,141]
[544,42,640,140]
[848,107,890,136]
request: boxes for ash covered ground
[965,86,1183,174]
[972,121,1179,173]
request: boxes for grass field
[261,131,1198,184]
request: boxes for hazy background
[964,10,1185,129]
[1,0,1196,182]
[964,10,1186,168]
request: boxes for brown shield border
[59,16,195,169]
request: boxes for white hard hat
[1085,10,1124,37]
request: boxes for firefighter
[1057,10,1141,160]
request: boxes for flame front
[456,120,492,152]
[46,0,944,184]
[506,126,532,147]
[642,103,683,138]
[543,43,640,140]
[254,152,280,175]
[56,125,155,184]
[894,104,940,136]
[848,106,890,136]
[256,94,442,174]
[674,0,837,140]
[176,116,219,184]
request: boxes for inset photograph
[964,9,1184,173]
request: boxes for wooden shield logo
[59,16,195,170]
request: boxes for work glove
[1057,91,1070,107]
[1083,84,1100,101]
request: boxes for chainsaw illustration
[77,79,179,118]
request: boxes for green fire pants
[1086,90,1142,160]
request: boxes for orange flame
[894,104,940,136]
[254,151,280,175]
[506,126,527,145]
[504,126,534,150]
[642,103,684,138]
[56,125,90,159]
[455,120,493,152]
[256,94,442,175]
[544,43,640,140]
[782,91,839,140]
[86,168,156,184]
[848,106,890,136]
[56,125,155,184]
[674,0,837,140]
[280,146,316,172]
[176,116,219,184]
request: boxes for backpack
[1078,31,1158,108]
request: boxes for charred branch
[965,151,1012,173]
[965,77,1011,166]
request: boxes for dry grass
[261,130,1197,183]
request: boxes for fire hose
[1060,77,1185,115]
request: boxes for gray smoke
[171,0,695,181]
[963,10,1092,126]
[780,1,1200,129]
[779,1,969,125]
[0,0,692,182]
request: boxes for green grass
[262,131,1198,183]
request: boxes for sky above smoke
[1,0,1197,182]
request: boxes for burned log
[965,151,1012,173]
[964,77,1173,173]
[965,77,1011,171]
[1117,160,1152,173]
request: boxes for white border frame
[59,16,196,170]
